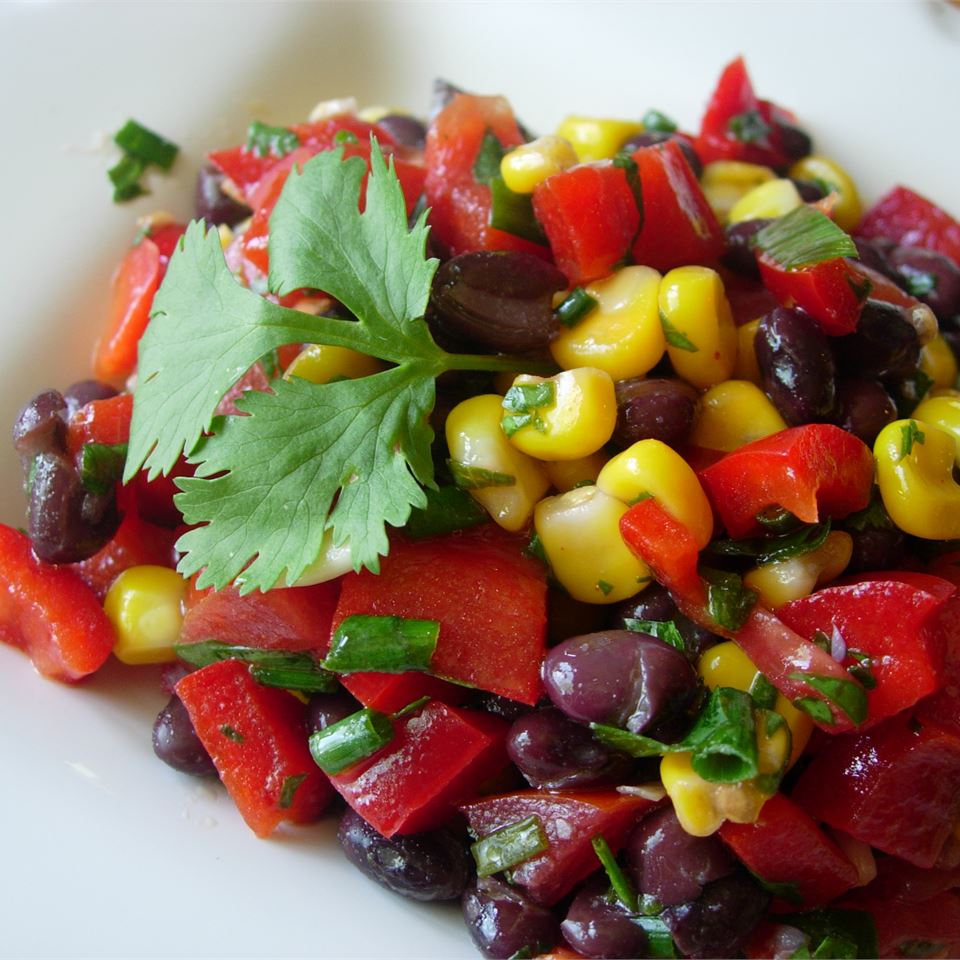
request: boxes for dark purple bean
[610,584,718,661]
[853,236,897,280]
[305,690,360,734]
[791,178,827,203]
[833,378,897,445]
[833,300,921,381]
[12,390,66,458]
[773,120,812,164]
[541,630,699,738]
[377,113,427,150]
[755,307,836,425]
[152,694,217,777]
[560,874,648,959]
[622,131,703,178]
[462,876,560,959]
[721,219,771,279]
[846,526,906,573]
[887,245,960,322]
[471,692,532,724]
[661,871,768,959]
[62,380,118,418]
[628,807,735,907]
[507,708,631,790]
[338,807,471,901]
[613,378,699,448]
[194,162,251,227]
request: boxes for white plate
[1,3,958,958]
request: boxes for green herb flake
[846,272,874,303]
[114,119,179,170]
[246,120,301,159]
[490,176,547,245]
[702,568,757,632]
[471,815,549,878]
[473,129,506,185]
[903,272,938,298]
[501,381,555,437]
[747,868,804,906]
[788,907,879,960]
[219,724,244,743]
[749,672,779,711]
[392,695,431,720]
[659,310,698,352]
[623,618,686,653]
[334,129,359,145]
[634,916,677,958]
[753,205,858,272]
[404,485,488,540]
[79,442,128,495]
[793,696,835,725]
[707,521,830,566]
[323,614,440,675]
[278,773,308,809]
[843,489,893,532]
[108,154,147,202]
[596,579,614,596]
[446,460,516,490]
[308,707,394,775]
[756,506,803,534]
[789,672,868,726]
[556,287,599,328]
[591,835,637,912]
[899,420,926,460]
[728,109,772,144]
[642,109,677,133]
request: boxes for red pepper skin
[857,185,960,268]
[791,713,960,868]
[840,891,960,959]
[329,700,508,837]
[330,526,547,708]
[0,524,116,681]
[531,163,640,286]
[629,140,724,272]
[461,789,657,906]
[176,660,333,838]
[719,793,862,909]
[66,394,133,457]
[855,854,960,905]
[697,423,874,538]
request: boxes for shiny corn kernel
[689,380,787,452]
[550,266,665,380]
[543,451,607,492]
[788,155,862,232]
[554,115,644,162]
[287,528,355,587]
[534,485,651,604]
[357,104,393,123]
[920,334,959,391]
[446,394,550,532]
[308,96,359,122]
[105,565,187,665]
[500,136,579,194]
[217,224,235,251]
[596,439,713,548]
[284,343,385,384]
[744,531,854,608]
[658,267,738,390]
[913,394,960,451]
[502,368,617,461]
[733,318,763,385]
[728,178,803,224]
[700,161,777,222]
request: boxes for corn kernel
[543,452,607,492]
[658,267,738,390]
[920,334,959,391]
[217,223,234,251]
[550,266,665,380]
[287,527,355,587]
[500,136,579,194]
[357,104,393,123]
[596,439,713,548]
[689,380,787,452]
[788,155,862,232]
[308,96,359,122]
[728,178,803,224]
[534,485,651,604]
[700,161,777,222]
[912,395,960,455]
[105,565,187,665]
[284,343,385,384]
[446,394,550,532]
[733,318,763,385]
[554,115,644,163]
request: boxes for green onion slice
[471,815,549,878]
[753,205,858,272]
[308,707,394,775]
[114,119,179,169]
[323,615,440,674]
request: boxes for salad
[4,57,960,959]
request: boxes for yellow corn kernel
[217,223,234,251]
[308,96,359,122]
[356,104,393,123]
[284,343,385,384]
[733,318,763,385]
[689,381,787,452]
[105,565,187,665]
[596,439,713,548]
[287,527,355,587]
[728,178,803,224]
[554,115,644,163]
[920,334,959,391]
[658,267,738,390]
[700,161,777,222]
[543,451,607,492]
[875,418,960,540]
[788,155,862,232]
[502,368,617,461]
[534,486,651,604]
[446,394,550,532]
[912,395,960,454]
[500,136,579,194]
[550,266,665,380]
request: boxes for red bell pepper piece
[329,526,547,708]
[531,163,640,286]
[176,659,333,838]
[329,700,508,837]
[856,854,960,904]
[461,789,657,906]
[857,185,960,268]
[841,891,960,959]
[66,393,133,458]
[698,423,874,538]
[629,140,724,272]
[719,793,863,909]
[792,713,960,868]
[0,524,116,681]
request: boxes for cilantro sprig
[125,141,539,593]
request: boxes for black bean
[833,300,921,381]
[610,584,718,662]
[846,526,906,573]
[338,808,471,901]
[791,178,827,203]
[152,694,217,777]
[755,307,836,425]
[377,113,427,150]
[462,876,560,959]
[194,162,251,227]
[853,236,897,280]
[774,120,812,164]
[613,378,699,448]
[887,245,960,322]
[12,390,66,458]
[62,380,118,418]
[561,873,648,959]
[305,690,361,734]
[833,378,897,445]
[622,131,703,178]
[721,219,771,279]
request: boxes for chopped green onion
[246,120,301,158]
[108,154,147,202]
[471,815,549,877]
[447,460,516,490]
[555,287,599,328]
[392,695,431,720]
[612,152,644,213]
[634,916,677,958]
[323,615,440,675]
[749,672,779,711]
[490,176,547,245]
[788,672,868,726]
[701,568,757,632]
[79,442,128,495]
[787,907,879,960]
[793,696,835,726]
[596,579,614,596]
[641,109,677,133]
[114,119,179,169]
[623,618,686,654]
[591,835,637,911]
[659,310,698,352]
[278,773,308,809]
[308,707,394,775]
[753,205,858,272]
[404,485,488,539]
[728,109,771,144]
[473,128,506,184]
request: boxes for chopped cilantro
[728,109,771,143]
[899,420,926,460]
[641,109,677,133]
[473,129,506,184]
[447,461,516,490]
[278,773,308,809]
[246,120,301,158]
[659,310,698,352]
[501,381,554,437]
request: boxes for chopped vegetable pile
[6,58,960,959]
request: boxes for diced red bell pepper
[841,891,960,959]
[0,524,116,681]
[180,578,340,653]
[66,393,133,459]
[719,793,863,909]
[778,576,956,727]
[722,271,781,327]
[329,526,547,708]
[461,789,657,906]
[698,423,874,538]
[757,252,867,336]
[175,659,333,837]
[531,163,640,286]
[792,713,960,868]
[329,700,508,837]
[215,360,273,417]
[629,140,725,272]
[857,854,960,904]
[857,185,960,269]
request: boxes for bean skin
[613,378,699,449]
[462,876,560,959]
[152,694,218,778]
